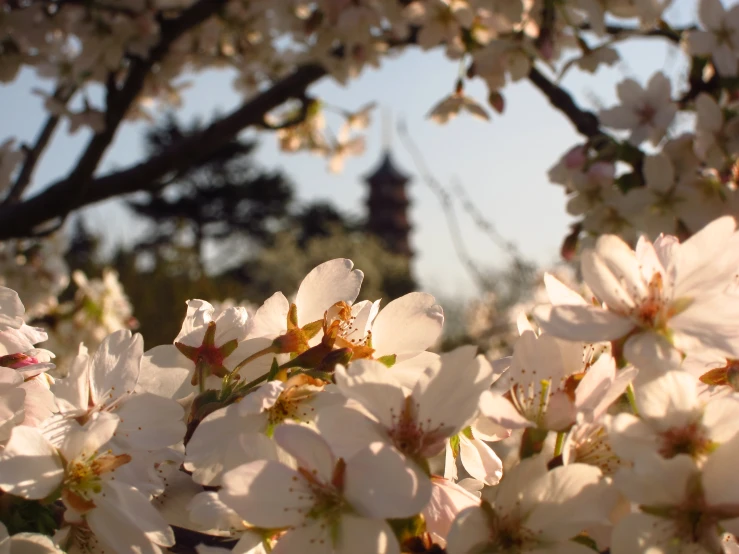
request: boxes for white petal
[543,273,587,306]
[295,259,364,326]
[52,344,89,413]
[60,411,119,461]
[459,435,503,485]
[537,304,634,342]
[89,481,175,552]
[371,293,444,359]
[0,426,63,499]
[610,513,686,554]
[704,397,739,444]
[316,405,388,459]
[247,292,289,339]
[424,478,480,540]
[220,461,313,528]
[613,455,697,506]
[344,442,431,519]
[273,424,335,482]
[137,345,191,399]
[0,287,24,331]
[89,331,143,407]
[478,390,534,429]
[703,434,739,506]
[334,360,405,429]
[335,515,400,554]
[271,521,329,554]
[446,505,491,554]
[115,392,185,450]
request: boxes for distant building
[363,149,413,258]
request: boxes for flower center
[489,511,537,552]
[658,422,712,459]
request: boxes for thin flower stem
[626,383,639,416]
[240,371,271,392]
[229,345,275,378]
[554,431,566,457]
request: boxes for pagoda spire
[363,113,413,258]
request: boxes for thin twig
[396,119,492,292]
[3,84,76,205]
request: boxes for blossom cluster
[2,215,739,553]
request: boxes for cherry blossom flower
[317,348,493,468]
[599,73,677,146]
[446,458,615,554]
[427,88,491,124]
[611,438,739,553]
[0,413,175,554]
[687,0,739,77]
[535,217,739,374]
[607,370,739,464]
[219,424,428,554]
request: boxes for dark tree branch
[0,63,327,239]
[3,84,76,205]
[54,0,229,229]
[527,65,602,138]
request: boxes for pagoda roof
[363,150,411,185]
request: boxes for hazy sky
[0,0,712,299]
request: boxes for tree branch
[0,63,327,239]
[527,65,602,139]
[54,0,229,229]
[3,84,76,205]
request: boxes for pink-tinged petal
[526,464,612,540]
[271,521,329,554]
[610,513,684,554]
[236,381,282,416]
[186,406,264,486]
[273,424,335,482]
[115,392,185,451]
[371,293,444,359]
[52,344,89,413]
[446,506,491,554]
[295,259,364,326]
[0,287,24,331]
[220,460,312,528]
[713,43,739,76]
[613,455,697,506]
[413,349,492,436]
[137,345,191,398]
[175,300,213,344]
[537,304,634,342]
[247,292,289,339]
[672,215,737,298]
[89,330,143,407]
[316,405,388,460]
[344,442,431,519]
[635,370,698,423]
[335,515,400,554]
[646,72,672,103]
[704,397,739,444]
[587,238,643,311]
[615,78,644,105]
[702,434,739,507]
[471,415,511,442]
[599,106,638,130]
[59,411,119,461]
[0,426,63,499]
[391,352,440,392]
[687,30,716,56]
[623,332,683,377]
[606,413,657,464]
[543,273,587,306]
[334,361,405,429]
[478,391,534,429]
[424,478,480,541]
[459,435,503,485]
[93,481,175,549]
[700,0,727,29]
[671,295,739,358]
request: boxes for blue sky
[0,0,710,299]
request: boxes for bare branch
[3,84,76,205]
[54,0,230,229]
[527,65,602,139]
[0,63,327,240]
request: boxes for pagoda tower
[363,149,413,258]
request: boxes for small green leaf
[377,354,396,368]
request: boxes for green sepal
[449,434,460,459]
[377,354,396,368]
[267,357,280,381]
[571,534,600,551]
[387,514,426,544]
